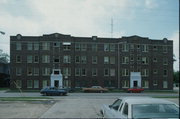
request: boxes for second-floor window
[110,56,115,64]
[104,68,109,76]
[81,56,87,64]
[163,58,168,65]
[34,56,39,63]
[16,55,21,63]
[63,55,71,63]
[42,67,51,76]
[92,56,97,64]
[42,55,50,63]
[141,69,149,77]
[16,67,22,76]
[104,56,109,64]
[142,57,148,64]
[75,56,80,63]
[122,56,129,64]
[63,67,71,76]
[27,55,33,63]
[92,68,97,76]
[122,69,129,76]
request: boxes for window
[163,69,167,76]
[104,56,109,64]
[63,55,71,63]
[27,67,33,76]
[153,58,157,62]
[54,70,59,74]
[142,80,149,88]
[122,44,129,52]
[110,56,115,64]
[42,55,50,63]
[153,69,158,74]
[163,81,168,88]
[63,68,71,76]
[142,69,149,77]
[27,42,33,50]
[123,103,128,116]
[111,99,122,111]
[16,55,21,63]
[16,42,21,50]
[42,42,50,50]
[92,56,97,64]
[75,44,80,51]
[122,57,129,64]
[153,45,157,50]
[110,44,115,52]
[42,80,48,88]
[92,44,97,51]
[75,68,80,76]
[75,56,80,63]
[34,80,39,88]
[142,57,148,64]
[92,68,97,76]
[81,68,86,76]
[122,69,129,76]
[81,44,87,51]
[27,80,33,88]
[81,56,86,64]
[153,80,158,86]
[42,68,51,76]
[122,80,129,88]
[54,58,60,63]
[104,68,109,76]
[104,44,109,51]
[142,44,148,52]
[63,42,71,51]
[16,68,22,76]
[15,80,22,88]
[53,42,60,47]
[34,68,39,76]
[110,69,115,76]
[27,55,33,63]
[163,58,168,65]
[34,42,39,50]
[34,56,39,63]
[137,44,140,49]
[163,46,167,53]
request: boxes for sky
[0,0,179,71]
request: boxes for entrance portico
[50,69,63,88]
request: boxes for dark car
[40,87,68,96]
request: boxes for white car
[101,97,179,118]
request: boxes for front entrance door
[54,80,59,87]
[133,81,138,87]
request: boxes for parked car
[100,97,179,118]
[82,86,108,93]
[127,87,144,93]
[40,87,68,96]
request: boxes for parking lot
[0,92,179,118]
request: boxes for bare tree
[0,49,9,63]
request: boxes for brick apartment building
[10,33,173,90]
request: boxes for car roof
[118,96,175,105]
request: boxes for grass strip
[153,96,179,98]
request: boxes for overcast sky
[0,0,179,71]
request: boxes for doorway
[133,81,138,87]
[54,80,59,87]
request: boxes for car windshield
[132,104,179,118]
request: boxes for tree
[0,49,9,63]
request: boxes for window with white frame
[81,56,86,64]
[34,68,39,76]
[110,44,115,52]
[104,56,109,64]
[27,42,33,50]
[153,80,158,86]
[42,68,51,76]
[104,44,109,51]
[163,58,168,65]
[81,44,87,51]
[34,42,39,50]
[16,55,21,63]
[75,44,81,51]
[122,69,129,76]
[75,56,80,63]
[16,68,22,76]
[27,67,33,76]
[104,68,109,76]
[142,80,149,88]
[142,44,148,52]
[142,57,148,64]
[63,67,71,76]
[16,42,22,50]
[92,68,97,76]
[122,44,129,52]
[42,80,48,88]
[81,68,86,76]
[75,68,80,76]
[53,57,60,63]
[153,57,157,62]
[42,42,50,50]
[163,81,168,88]
[63,42,71,51]
[27,80,33,88]
[122,56,129,64]
[110,69,115,76]
[110,56,115,64]
[92,56,97,64]
[163,69,168,76]
[34,80,39,88]
[63,55,71,63]
[42,55,50,63]
[141,69,149,77]
[92,44,97,51]
[34,56,39,63]
[27,55,33,63]
[122,80,129,88]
